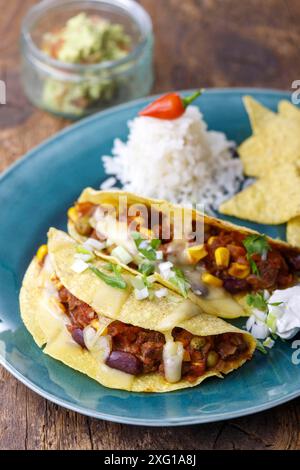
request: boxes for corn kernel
[68,206,78,222]
[207,236,217,245]
[201,272,223,287]
[36,244,48,263]
[183,350,191,362]
[90,319,100,331]
[187,245,208,263]
[214,246,230,267]
[228,262,250,279]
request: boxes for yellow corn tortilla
[238,96,300,178]
[20,228,255,393]
[220,162,300,224]
[287,216,300,247]
[68,188,300,318]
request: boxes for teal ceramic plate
[0,89,299,426]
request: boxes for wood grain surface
[1,0,300,450]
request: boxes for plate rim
[0,87,297,426]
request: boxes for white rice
[102,106,243,210]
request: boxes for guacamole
[42,13,131,116]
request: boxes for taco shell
[19,229,256,393]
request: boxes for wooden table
[0,0,300,450]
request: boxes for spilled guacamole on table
[42,13,131,116]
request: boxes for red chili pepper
[139,90,203,120]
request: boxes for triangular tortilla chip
[278,100,300,121]
[219,162,300,224]
[239,97,300,177]
[243,96,275,132]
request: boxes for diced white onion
[246,315,256,332]
[163,341,184,383]
[83,326,112,360]
[131,276,146,290]
[251,321,269,340]
[83,326,98,350]
[146,275,156,284]
[253,308,267,322]
[160,269,174,281]
[93,335,112,361]
[106,238,114,247]
[75,252,93,262]
[139,240,149,250]
[134,287,149,300]
[156,251,163,260]
[92,206,105,222]
[263,337,275,349]
[111,245,133,265]
[71,259,89,273]
[263,289,270,300]
[83,238,106,251]
[159,261,173,272]
[155,288,168,298]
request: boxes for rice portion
[102,106,243,209]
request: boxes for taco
[19,228,255,393]
[67,189,300,319]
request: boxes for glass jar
[21,0,154,119]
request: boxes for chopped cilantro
[169,267,190,298]
[246,292,268,311]
[243,234,270,255]
[138,261,155,276]
[89,265,127,289]
[131,231,161,261]
[256,340,267,354]
[243,234,270,276]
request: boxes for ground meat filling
[107,321,165,374]
[57,285,250,382]
[73,202,299,295]
[203,230,295,293]
[170,328,249,383]
[59,286,97,336]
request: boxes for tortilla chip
[219,162,300,224]
[278,100,300,121]
[287,216,300,246]
[243,95,276,131]
[239,97,300,177]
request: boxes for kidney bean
[71,328,86,348]
[106,351,143,375]
[287,253,300,272]
[223,278,248,294]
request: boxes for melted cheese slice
[158,299,201,331]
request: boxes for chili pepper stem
[182,89,203,108]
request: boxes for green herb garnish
[169,267,190,298]
[132,231,161,261]
[256,340,267,354]
[89,265,127,289]
[246,292,268,311]
[243,234,270,276]
[243,234,270,255]
[138,261,155,276]
[77,245,93,255]
[150,239,161,250]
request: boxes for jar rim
[21,0,153,73]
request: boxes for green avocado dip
[41,13,132,116]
